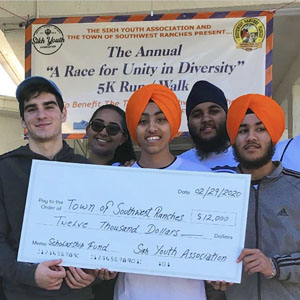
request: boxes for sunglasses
[89,120,124,136]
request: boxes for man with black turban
[180,80,237,173]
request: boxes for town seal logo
[32,24,65,55]
[233,18,265,51]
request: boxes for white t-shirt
[114,273,206,300]
[179,147,237,173]
[114,156,208,300]
[131,156,210,172]
[274,135,300,171]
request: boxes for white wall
[0,101,26,154]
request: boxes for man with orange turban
[212,94,300,299]
[114,84,209,300]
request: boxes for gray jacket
[226,162,300,300]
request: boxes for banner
[25,11,274,138]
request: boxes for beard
[189,122,230,160]
[233,140,275,170]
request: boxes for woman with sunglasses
[86,104,136,166]
[86,105,135,300]
[113,84,210,300]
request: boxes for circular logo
[233,18,265,51]
[32,25,65,55]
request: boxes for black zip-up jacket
[0,142,94,300]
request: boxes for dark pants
[92,278,116,300]
[205,281,227,300]
[0,277,6,300]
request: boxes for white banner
[28,14,270,136]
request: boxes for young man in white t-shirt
[273,134,300,171]
[180,81,237,173]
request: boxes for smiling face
[233,113,275,169]
[86,108,126,159]
[21,92,66,143]
[136,101,171,156]
[188,102,229,156]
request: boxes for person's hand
[122,159,135,167]
[65,267,96,289]
[35,259,66,290]
[96,268,118,280]
[237,248,272,277]
[206,280,233,291]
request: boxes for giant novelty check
[18,160,250,283]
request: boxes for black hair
[88,104,136,164]
[18,83,64,119]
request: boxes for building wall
[0,110,26,154]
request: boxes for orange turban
[126,84,181,144]
[227,94,285,144]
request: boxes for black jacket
[0,142,93,300]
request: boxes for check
[18,160,250,283]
